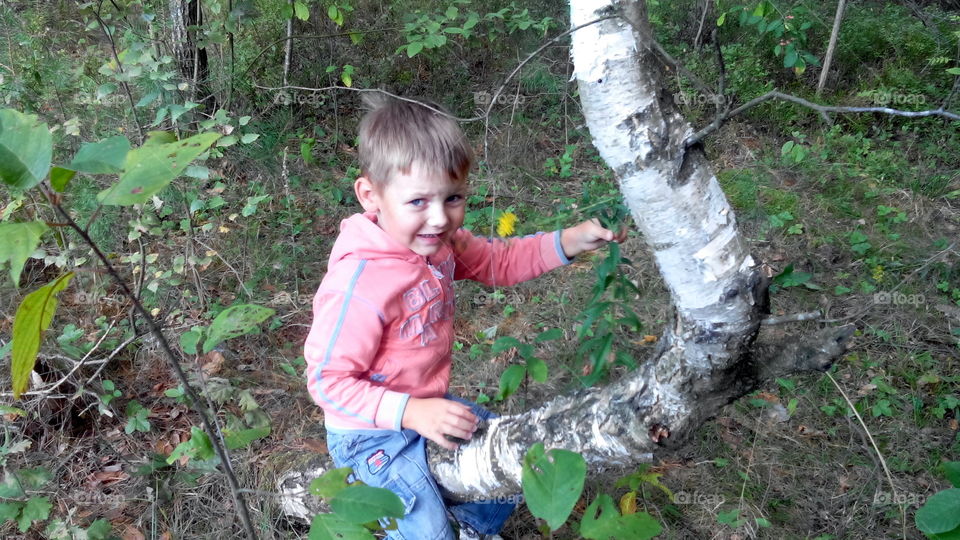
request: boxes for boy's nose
[427,205,448,228]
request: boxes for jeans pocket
[382,474,417,516]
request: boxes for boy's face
[355,162,467,257]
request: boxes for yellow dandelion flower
[497,212,518,237]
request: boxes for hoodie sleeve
[304,263,409,431]
[452,228,571,286]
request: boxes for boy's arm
[304,288,408,430]
[451,228,571,286]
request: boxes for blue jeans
[326,396,515,539]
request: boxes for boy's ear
[354,176,380,213]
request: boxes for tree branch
[686,90,960,147]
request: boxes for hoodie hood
[328,212,425,268]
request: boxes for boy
[304,94,623,539]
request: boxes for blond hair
[357,93,473,187]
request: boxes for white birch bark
[277,0,854,521]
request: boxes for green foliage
[98,132,220,205]
[11,273,74,398]
[579,493,661,540]
[202,303,276,354]
[521,443,586,530]
[717,1,819,74]
[0,109,52,190]
[0,221,48,285]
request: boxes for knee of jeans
[382,474,454,539]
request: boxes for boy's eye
[409,199,425,207]
[446,194,464,204]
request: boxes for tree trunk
[277,0,854,521]
[168,0,213,108]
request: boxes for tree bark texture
[277,0,854,522]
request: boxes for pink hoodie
[304,212,570,432]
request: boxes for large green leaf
[0,109,52,190]
[11,273,74,398]
[579,493,662,540]
[68,135,130,174]
[308,513,374,540]
[309,467,353,498]
[0,221,48,285]
[329,484,405,524]
[97,132,219,205]
[18,496,51,532]
[203,303,275,354]
[224,425,271,450]
[521,443,586,531]
[917,488,960,534]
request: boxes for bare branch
[687,91,960,147]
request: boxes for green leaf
[943,462,960,488]
[0,501,22,522]
[535,327,562,342]
[293,0,309,20]
[98,132,219,206]
[47,170,77,197]
[203,303,275,354]
[309,467,353,499]
[224,425,270,450]
[522,443,586,530]
[716,12,726,26]
[917,488,960,534]
[18,496,51,532]
[406,41,424,58]
[95,83,116,99]
[496,364,526,400]
[179,328,203,355]
[491,336,522,354]
[0,109,52,190]
[86,519,113,540]
[330,484,405,524]
[947,67,960,76]
[167,426,215,464]
[12,273,74,398]
[241,133,260,144]
[68,135,130,174]
[784,49,798,68]
[580,493,661,540]
[18,467,52,489]
[0,221,48,286]
[0,471,25,498]
[308,513,374,540]
[527,357,548,383]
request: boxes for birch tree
[278,0,858,520]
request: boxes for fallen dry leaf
[297,438,328,454]
[199,350,225,376]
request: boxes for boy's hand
[560,218,628,259]
[401,397,479,450]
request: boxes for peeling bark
[278,0,854,522]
